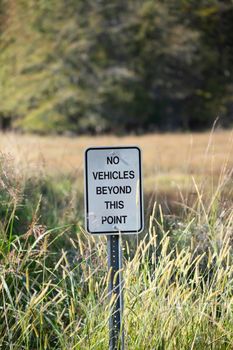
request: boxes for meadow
[1,130,232,208]
[0,130,233,349]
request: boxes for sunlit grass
[0,197,232,349]
[0,130,232,186]
[0,130,233,349]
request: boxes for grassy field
[0,130,233,349]
[1,130,232,177]
[1,130,233,208]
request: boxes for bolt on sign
[84,146,144,234]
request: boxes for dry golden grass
[0,130,233,349]
[0,130,232,200]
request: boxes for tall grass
[0,136,233,349]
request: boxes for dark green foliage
[0,0,233,134]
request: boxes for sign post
[107,235,124,349]
[84,146,143,349]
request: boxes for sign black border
[85,146,144,235]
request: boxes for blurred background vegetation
[0,0,233,135]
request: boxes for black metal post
[107,235,124,350]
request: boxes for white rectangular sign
[84,146,144,234]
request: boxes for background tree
[0,0,232,134]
